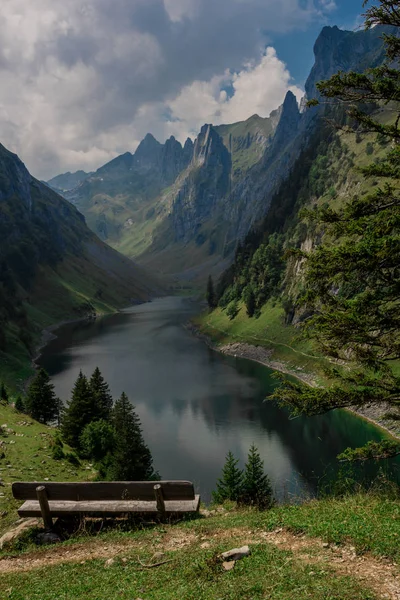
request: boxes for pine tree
[244,286,256,318]
[25,369,60,424]
[0,382,8,405]
[240,444,274,509]
[206,275,216,309]
[212,451,243,503]
[274,0,400,461]
[14,395,25,412]
[89,367,113,421]
[106,392,158,481]
[61,371,98,449]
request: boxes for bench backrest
[12,481,195,502]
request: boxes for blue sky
[0,0,370,179]
[273,0,364,84]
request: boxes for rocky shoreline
[186,322,400,442]
[32,314,98,367]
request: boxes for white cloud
[0,0,335,179]
[161,48,304,140]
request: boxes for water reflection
[39,297,400,502]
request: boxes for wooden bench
[12,481,200,529]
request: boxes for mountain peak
[143,132,160,144]
[306,24,389,99]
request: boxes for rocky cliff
[49,25,389,283]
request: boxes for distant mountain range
[48,25,389,284]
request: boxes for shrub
[226,300,239,320]
[65,452,80,466]
[80,420,116,462]
[366,142,374,155]
[52,445,65,460]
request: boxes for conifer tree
[14,395,25,412]
[61,371,98,449]
[274,0,400,461]
[240,444,274,509]
[0,382,8,404]
[212,451,243,503]
[106,392,158,481]
[206,275,216,309]
[25,369,60,424]
[244,286,256,318]
[89,367,113,421]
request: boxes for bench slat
[17,497,201,517]
[12,481,195,501]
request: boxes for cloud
[159,47,304,141]
[0,0,336,179]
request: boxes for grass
[194,300,331,383]
[0,403,93,537]
[0,539,377,600]
[1,492,399,599]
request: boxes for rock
[152,552,165,560]
[221,545,251,561]
[0,518,40,549]
[322,542,330,548]
[222,561,235,571]
[104,558,115,568]
[37,531,62,545]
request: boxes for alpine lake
[39,296,400,503]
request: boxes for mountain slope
[48,25,389,285]
[47,170,91,193]
[0,143,158,386]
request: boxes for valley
[0,3,400,598]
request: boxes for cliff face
[305,25,390,99]
[49,25,388,282]
[170,125,232,243]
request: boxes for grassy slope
[0,243,157,391]
[214,114,274,180]
[0,144,159,389]
[194,301,331,384]
[0,404,93,537]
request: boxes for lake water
[39,296,399,503]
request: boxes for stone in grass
[222,561,236,571]
[221,545,251,562]
[37,531,62,545]
[104,558,115,568]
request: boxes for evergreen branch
[338,440,400,462]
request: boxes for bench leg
[36,486,53,531]
[154,484,166,519]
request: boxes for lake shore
[32,314,98,368]
[187,322,400,442]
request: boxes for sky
[0,0,365,180]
